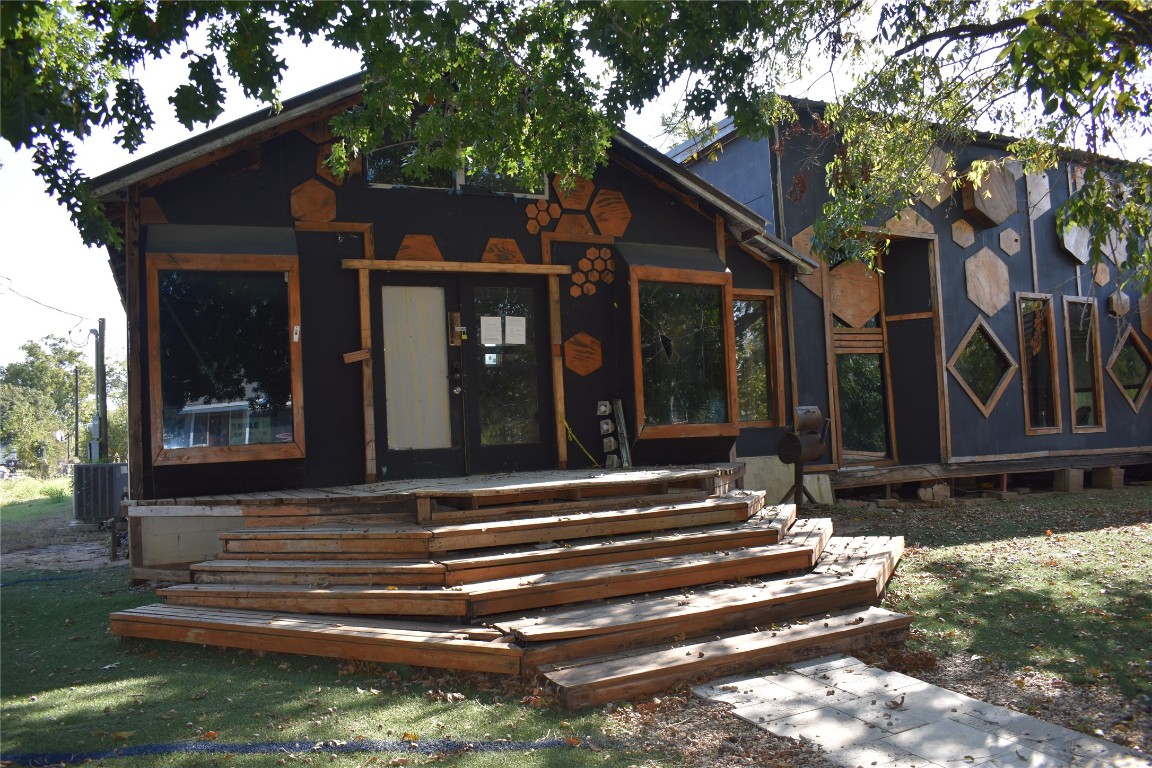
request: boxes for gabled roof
[90,74,814,272]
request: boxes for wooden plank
[441,512,791,585]
[158,584,470,618]
[427,489,711,524]
[192,559,448,587]
[110,606,520,675]
[426,492,765,552]
[542,607,913,708]
[342,258,570,275]
[467,544,818,616]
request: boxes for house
[673,109,1152,498]
[90,74,823,578]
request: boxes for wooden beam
[125,184,145,499]
[549,275,567,469]
[342,259,570,275]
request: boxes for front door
[374,275,553,479]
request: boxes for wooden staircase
[110,467,909,708]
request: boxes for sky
[0,36,685,369]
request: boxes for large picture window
[1016,293,1062,434]
[630,266,737,438]
[147,253,305,465]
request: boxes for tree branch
[893,16,1030,57]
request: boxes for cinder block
[1054,468,1084,493]
[1091,466,1124,490]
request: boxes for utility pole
[96,318,108,461]
[74,366,80,459]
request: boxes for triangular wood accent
[111,466,908,708]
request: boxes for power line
[0,275,88,321]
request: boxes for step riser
[427,490,712,525]
[193,571,447,587]
[221,540,431,558]
[522,580,879,667]
[243,514,414,529]
[555,621,911,709]
[161,593,470,619]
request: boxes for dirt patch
[0,537,126,571]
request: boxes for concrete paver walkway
[694,655,1150,768]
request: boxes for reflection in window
[639,282,727,425]
[836,353,888,455]
[475,286,539,445]
[1018,296,1060,431]
[463,165,545,196]
[1065,299,1103,428]
[1108,328,1152,412]
[156,268,295,451]
[734,298,773,422]
[365,143,455,189]
[952,322,1014,410]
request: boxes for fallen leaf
[111,731,134,740]
[202,731,219,740]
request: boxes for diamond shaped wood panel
[828,260,880,328]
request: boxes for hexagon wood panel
[951,219,975,248]
[1141,293,1152,339]
[525,199,560,234]
[564,332,603,376]
[885,208,935,237]
[828,260,880,328]
[964,247,1010,316]
[1109,289,1131,318]
[481,238,526,264]
[962,160,1018,227]
[919,147,954,209]
[554,213,595,235]
[290,179,336,222]
[1061,223,1091,264]
[1025,171,1051,219]
[552,176,595,210]
[1094,262,1111,287]
[590,189,631,237]
[791,226,823,298]
[999,228,1021,256]
[396,234,444,261]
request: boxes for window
[1107,327,1152,412]
[147,253,305,465]
[947,317,1018,417]
[366,143,546,197]
[733,293,779,424]
[836,353,889,457]
[1063,298,1105,431]
[630,267,736,437]
[1016,294,1062,433]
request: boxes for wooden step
[109,604,521,674]
[424,491,768,553]
[191,559,449,587]
[218,523,432,559]
[426,488,712,524]
[496,529,895,666]
[465,535,821,617]
[440,505,796,585]
[538,606,913,709]
[157,583,471,619]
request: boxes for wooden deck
[112,465,910,707]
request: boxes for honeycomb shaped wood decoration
[951,219,975,248]
[564,331,603,376]
[919,148,954,209]
[964,247,1010,316]
[396,234,444,261]
[1094,262,1111,287]
[999,227,1021,256]
[1141,293,1152,339]
[1060,222,1091,264]
[828,259,880,328]
[551,176,595,210]
[1109,289,1131,318]
[291,179,336,222]
[1026,171,1051,219]
[525,199,562,235]
[961,160,1018,227]
[590,189,631,238]
[569,247,615,298]
[555,213,595,235]
[791,225,823,299]
[482,238,526,264]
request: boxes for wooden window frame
[146,252,306,466]
[1106,326,1152,413]
[947,316,1018,418]
[629,265,738,440]
[732,288,783,428]
[1062,297,1107,433]
[1015,292,1063,435]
